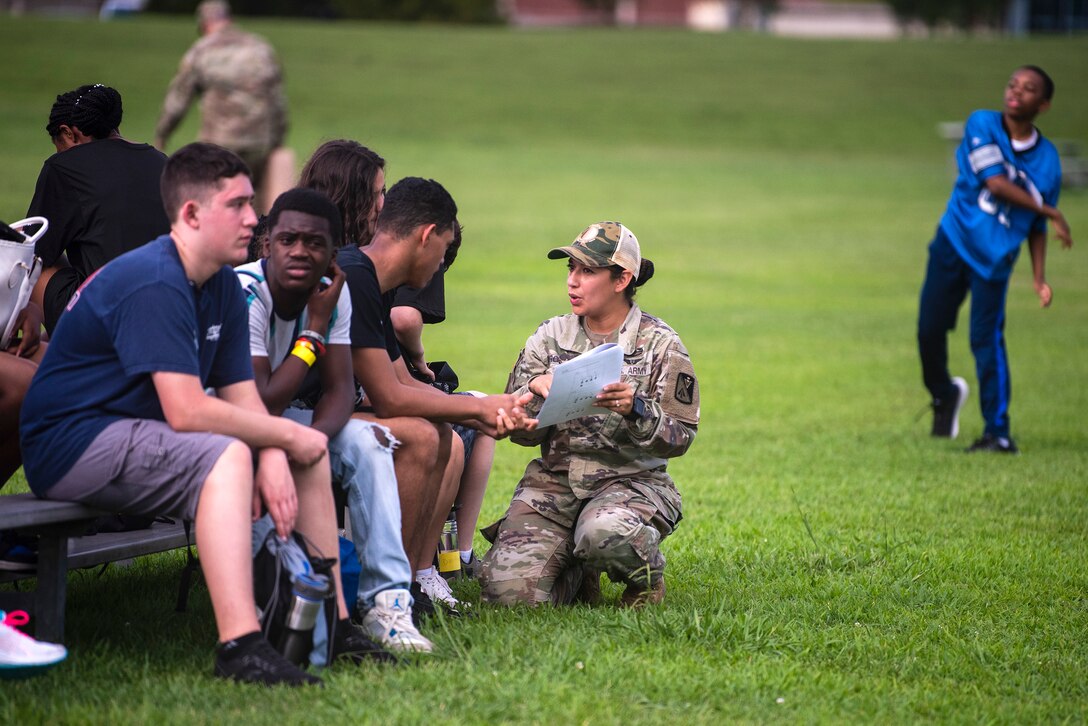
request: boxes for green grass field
[2,15,1087,724]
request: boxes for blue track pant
[917,229,1012,438]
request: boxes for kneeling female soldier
[480,222,699,607]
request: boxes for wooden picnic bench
[0,493,191,643]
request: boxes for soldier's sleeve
[155,46,201,146]
[625,338,698,458]
[506,323,553,447]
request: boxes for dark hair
[444,221,462,270]
[266,188,343,248]
[160,142,251,222]
[610,259,655,302]
[375,177,457,240]
[46,84,122,139]
[248,214,269,263]
[298,140,385,247]
[1019,65,1054,101]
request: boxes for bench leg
[32,533,68,643]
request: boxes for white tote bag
[0,216,47,349]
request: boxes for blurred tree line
[145,0,501,23]
[887,0,1010,29]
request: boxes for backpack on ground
[251,515,337,668]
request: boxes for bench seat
[0,493,191,642]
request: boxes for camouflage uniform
[155,26,287,186]
[480,303,699,606]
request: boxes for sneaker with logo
[0,611,67,680]
[360,589,434,653]
[965,433,1019,454]
[931,376,969,439]
[415,568,464,615]
[214,631,322,687]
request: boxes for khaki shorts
[45,419,236,521]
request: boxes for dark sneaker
[0,534,37,572]
[331,619,397,665]
[965,433,1019,454]
[931,376,969,438]
[408,582,436,627]
[458,551,480,580]
[214,632,322,687]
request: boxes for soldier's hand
[595,381,635,417]
[529,374,553,399]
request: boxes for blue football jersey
[939,109,1062,280]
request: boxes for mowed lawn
[1,15,1087,724]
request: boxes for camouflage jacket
[506,303,699,504]
[155,26,287,152]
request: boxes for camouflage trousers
[479,484,676,607]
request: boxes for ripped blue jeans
[282,409,410,610]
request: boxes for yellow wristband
[291,345,317,367]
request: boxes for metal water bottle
[437,506,461,580]
[279,572,332,666]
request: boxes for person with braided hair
[27,83,169,335]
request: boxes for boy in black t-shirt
[337,177,533,613]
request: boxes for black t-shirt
[392,267,446,324]
[336,245,401,362]
[27,138,170,331]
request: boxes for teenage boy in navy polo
[20,143,374,686]
[918,65,1073,453]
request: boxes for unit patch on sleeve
[660,350,699,424]
[675,373,695,404]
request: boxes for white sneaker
[361,589,434,653]
[0,615,67,678]
[415,569,465,613]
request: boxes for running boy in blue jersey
[918,65,1073,453]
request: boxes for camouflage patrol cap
[547,221,642,280]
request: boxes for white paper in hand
[535,343,623,427]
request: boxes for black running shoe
[214,632,322,687]
[459,551,481,581]
[409,581,436,626]
[931,377,969,438]
[965,433,1019,454]
[331,619,397,665]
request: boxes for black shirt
[392,267,446,324]
[27,138,169,332]
[336,245,401,362]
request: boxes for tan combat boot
[573,567,602,605]
[619,577,666,608]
